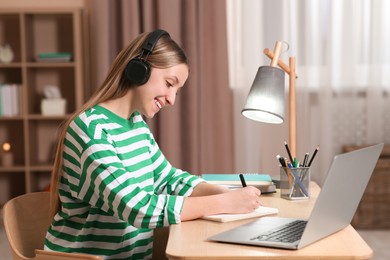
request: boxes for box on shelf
[41,98,67,115]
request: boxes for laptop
[208,143,384,250]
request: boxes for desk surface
[165,182,373,260]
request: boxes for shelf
[0,120,25,165]
[24,13,74,63]
[0,67,22,83]
[0,13,21,62]
[26,67,76,114]
[0,115,69,120]
[0,4,87,201]
[0,166,26,172]
[26,62,75,68]
[0,63,23,68]
[30,165,53,171]
[28,120,61,166]
[27,114,69,120]
[0,116,24,120]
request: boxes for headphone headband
[141,29,169,55]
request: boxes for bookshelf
[0,2,88,205]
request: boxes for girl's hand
[181,185,261,221]
[220,186,262,214]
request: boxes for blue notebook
[201,173,276,193]
[202,173,272,184]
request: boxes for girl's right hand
[220,186,262,214]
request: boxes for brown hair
[49,31,188,218]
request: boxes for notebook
[208,143,384,250]
[202,206,278,223]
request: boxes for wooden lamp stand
[264,42,297,158]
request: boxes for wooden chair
[2,192,102,260]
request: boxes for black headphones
[125,29,170,85]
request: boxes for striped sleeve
[148,132,204,197]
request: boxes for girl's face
[132,63,189,118]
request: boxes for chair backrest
[3,192,103,260]
[34,249,103,260]
[3,192,51,259]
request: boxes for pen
[277,155,294,186]
[284,141,294,163]
[287,162,309,197]
[302,153,309,167]
[276,155,286,167]
[307,145,319,167]
[239,173,247,187]
[282,157,294,185]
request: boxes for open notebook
[202,206,278,223]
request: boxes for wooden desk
[165,182,373,259]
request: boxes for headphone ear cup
[125,58,151,85]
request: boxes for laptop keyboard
[250,220,307,243]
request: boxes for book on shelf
[0,83,22,117]
[201,173,277,193]
[36,52,72,62]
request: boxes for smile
[155,99,162,110]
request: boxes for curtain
[227,0,390,184]
[86,0,234,175]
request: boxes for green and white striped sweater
[45,105,203,259]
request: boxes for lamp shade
[241,66,285,124]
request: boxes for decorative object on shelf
[41,85,67,115]
[0,44,14,63]
[1,141,14,166]
[36,52,72,62]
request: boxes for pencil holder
[280,167,310,200]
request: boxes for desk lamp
[241,41,297,157]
